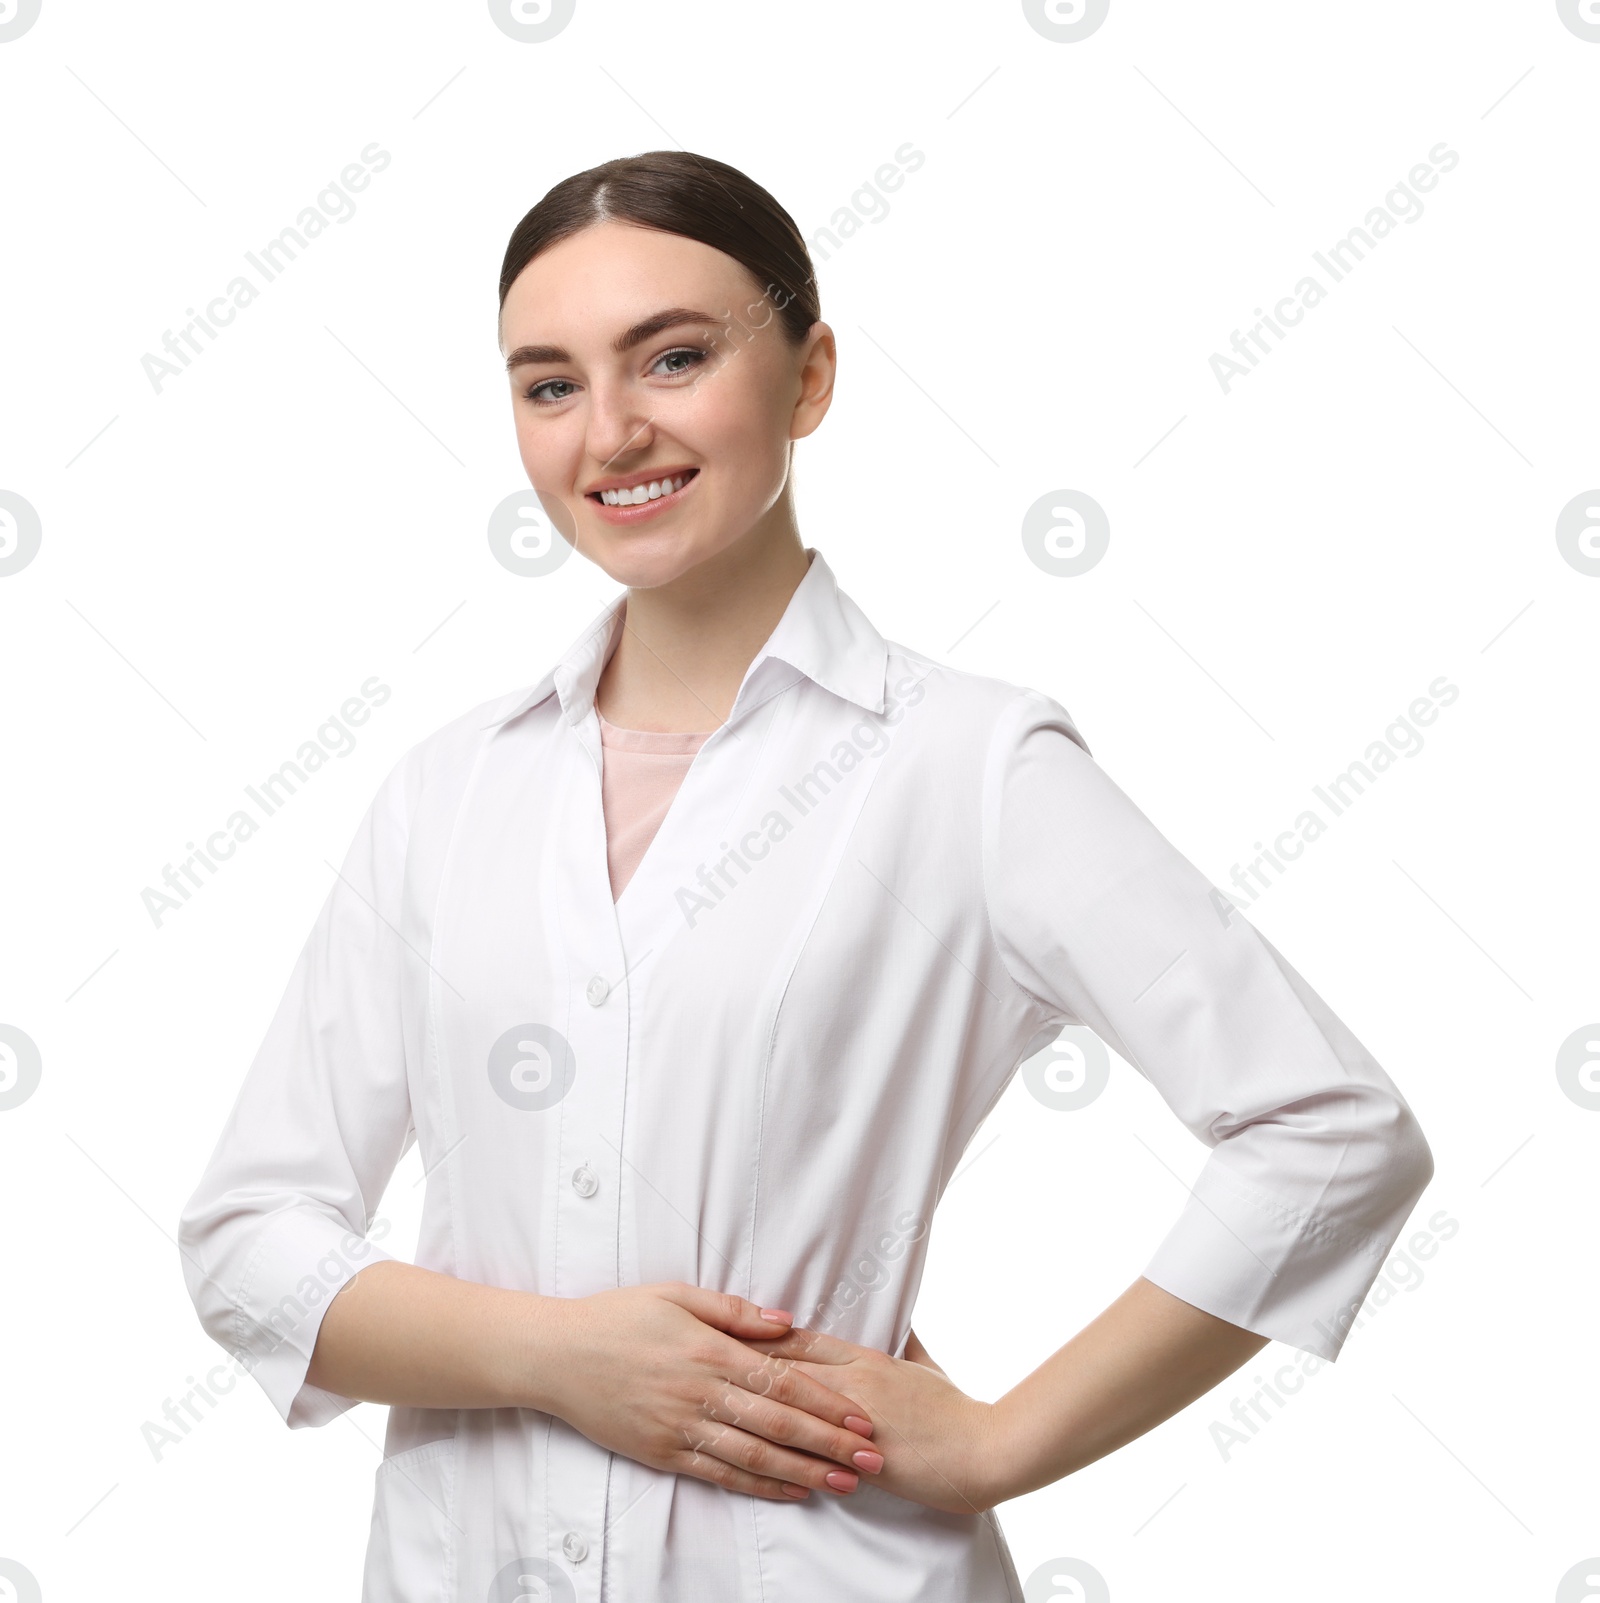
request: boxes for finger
[714,1381,887,1477]
[736,1324,858,1365]
[719,1340,876,1435]
[762,1358,844,1395]
[675,1417,873,1499]
[673,1444,816,1503]
[658,1282,795,1341]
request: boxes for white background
[1,1,1595,1598]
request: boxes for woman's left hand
[737,1324,1003,1515]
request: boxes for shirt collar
[478,547,891,731]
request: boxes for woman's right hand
[534,1281,887,1502]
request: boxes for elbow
[175,1200,219,1337]
[1310,1084,1435,1236]
[1385,1099,1435,1214]
[175,1186,243,1349]
[175,1195,202,1271]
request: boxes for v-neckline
[596,713,719,914]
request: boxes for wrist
[508,1291,576,1415]
[974,1391,1030,1509]
[967,1399,1000,1510]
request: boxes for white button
[585,975,609,1006]
[571,1165,598,1197]
[562,1531,589,1563]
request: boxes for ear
[790,321,837,443]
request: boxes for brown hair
[498,150,820,345]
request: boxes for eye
[520,345,709,406]
[651,346,708,378]
[523,377,578,406]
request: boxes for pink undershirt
[597,712,712,900]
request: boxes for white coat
[179,546,1433,1601]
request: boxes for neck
[594,519,812,733]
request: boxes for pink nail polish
[843,1415,873,1436]
[851,1449,884,1473]
[824,1470,857,1492]
[759,1308,792,1322]
[781,1482,809,1498]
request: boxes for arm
[747,1283,1266,1513]
[305,1261,888,1502]
[982,1276,1268,1496]
[177,752,419,1430]
[750,689,1435,1511]
[304,1259,556,1411]
[981,690,1434,1364]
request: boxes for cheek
[692,376,791,481]
[513,410,577,492]
[509,404,537,468]
[536,486,577,543]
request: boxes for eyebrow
[504,308,723,371]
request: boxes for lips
[586,467,699,506]
[587,467,701,524]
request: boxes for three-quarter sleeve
[177,749,418,1427]
[981,688,1434,1360]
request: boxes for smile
[596,471,694,507]
[587,468,700,515]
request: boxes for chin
[588,496,782,589]
[579,525,723,590]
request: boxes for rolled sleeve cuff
[1139,1160,1402,1362]
[231,1208,398,1429]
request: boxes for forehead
[500,221,755,340]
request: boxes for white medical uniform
[179,547,1433,1601]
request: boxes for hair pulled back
[498,150,820,345]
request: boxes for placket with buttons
[539,709,627,1601]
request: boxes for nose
[584,376,658,475]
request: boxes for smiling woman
[178,148,1435,1603]
[494,151,831,623]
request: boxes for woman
[179,151,1435,1601]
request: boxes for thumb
[659,1282,794,1339]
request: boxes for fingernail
[851,1449,884,1473]
[843,1415,873,1436]
[759,1308,792,1323]
[781,1482,809,1498]
[824,1470,857,1492]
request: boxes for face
[499,220,835,589]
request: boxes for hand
[538,1282,887,1503]
[742,1323,1002,1515]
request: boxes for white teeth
[599,473,691,506]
